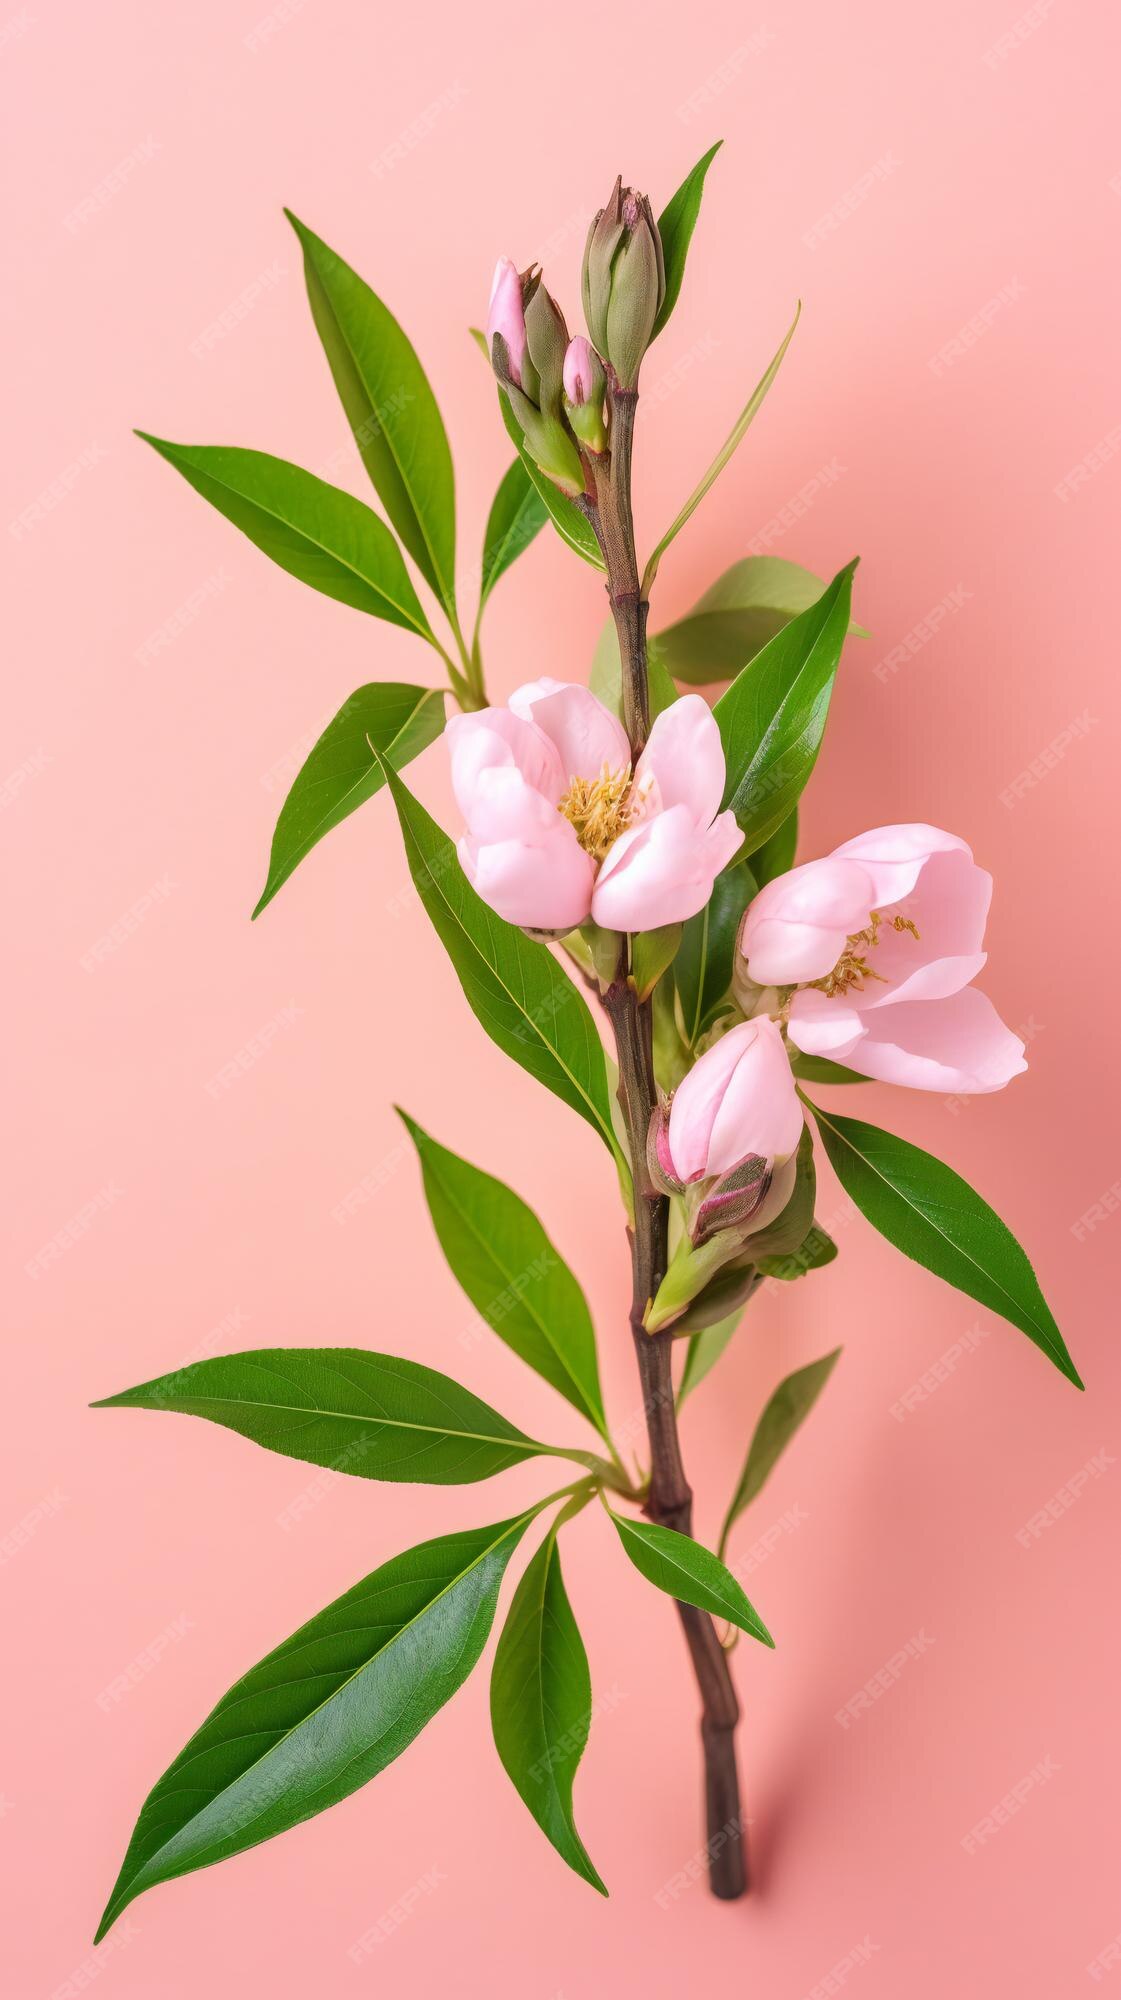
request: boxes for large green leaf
[496,386,603,569]
[400,1113,608,1442]
[674,861,755,1045]
[654,556,866,685]
[788,1053,868,1086]
[652,141,722,340]
[714,559,857,853]
[478,459,548,610]
[805,1101,1083,1388]
[94,1347,599,1483]
[288,212,457,613]
[380,763,625,1171]
[718,1349,841,1557]
[95,1511,538,1939]
[138,436,436,639]
[254,684,445,917]
[608,1512,774,1646]
[490,1527,606,1894]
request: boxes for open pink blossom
[740,823,1027,1094]
[446,680,743,933]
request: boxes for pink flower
[661,1017,804,1183]
[486,257,528,388]
[562,335,603,405]
[447,681,743,934]
[741,824,1027,1094]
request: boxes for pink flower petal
[446,708,565,816]
[847,988,1027,1093]
[591,805,743,931]
[632,694,726,825]
[705,1018,804,1173]
[786,987,866,1060]
[458,814,596,931]
[850,849,991,1011]
[508,680,630,785]
[742,856,875,985]
[830,823,970,906]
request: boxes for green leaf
[674,861,755,1045]
[490,1528,606,1894]
[804,1101,1083,1388]
[93,1346,596,1483]
[608,1511,774,1646]
[138,437,436,639]
[652,141,723,339]
[677,1307,745,1404]
[253,683,445,917]
[379,762,625,1173]
[95,1511,537,1940]
[287,211,457,614]
[630,924,682,1002]
[653,557,867,686]
[399,1112,608,1442]
[588,618,678,722]
[788,1053,868,1085]
[714,558,857,852]
[757,1222,838,1282]
[641,303,801,596]
[718,1349,841,1557]
[750,805,798,887]
[478,458,548,611]
[496,387,603,569]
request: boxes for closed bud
[647,1099,683,1195]
[581,179,666,389]
[486,257,541,399]
[563,336,608,454]
[523,281,570,413]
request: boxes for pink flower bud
[563,336,604,406]
[487,257,529,388]
[665,1018,802,1185]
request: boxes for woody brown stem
[592,374,747,1901]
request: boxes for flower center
[812,908,921,998]
[557,765,635,862]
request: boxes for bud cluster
[485,174,666,494]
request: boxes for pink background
[6,0,1120,1993]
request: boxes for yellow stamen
[557,765,634,861]
[812,909,922,998]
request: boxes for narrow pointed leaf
[653,556,867,685]
[714,558,857,852]
[608,1512,774,1646]
[718,1349,841,1557]
[254,683,445,916]
[95,1512,537,1940]
[805,1100,1082,1388]
[288,211,457,612]
[379,761,625,1171]
[641,303,801,595]
[478,459,548,609]
[490,1530,606,1894]
[652,140,723,339]
[399,1112,608,1441]
[138,436,436,639]
[93,1346,596,1483]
